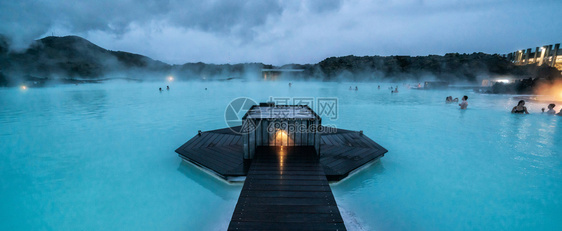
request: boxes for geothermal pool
[1,81,561,230]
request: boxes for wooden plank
[240,190,335,198]
[228,146,346,231]
[212,145,244,162]
[235,135,244,145]
[324,134,343,146]
[324,147,374,169]
[247,170,326,176]
[340,133,362,148]
[223,135,236,146]
[321,135,334,146]
[246,174,327,181]
[187,147,239,170]
[200,133,221,148]
[208,132,227,147]
[228,135,241,145]
[329,150,381,173]
[203,147,240,164]
[184,132,209,149]
[231,212,343,223]
[232,204,341,214]
[228,221,346,231]
[248,166,325,172]
[330,134,348,146]
[319,144,340,155]
[319,146,356,166]
[179,154,232,176]
[177,135,199,150]
[215,134,232,146]
[235,197,337,206]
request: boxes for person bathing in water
[511,100,529,114]
[542,104,556,114]
[459,96,468,109]
[446,96,459,103]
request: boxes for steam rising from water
[534,78,562,101]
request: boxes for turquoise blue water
[1,81,561,230]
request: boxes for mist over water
[1,80,561,230]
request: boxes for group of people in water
[445,96,562,115]
[159,86,170,92]
[511,100,562,115]
[348,85,401,93]
[446,95,469,109]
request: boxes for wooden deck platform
[175,126,388,181]
[228,146,346,231]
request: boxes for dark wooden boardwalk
[175,126,387,181]
[228,146,346,231]
[175,127,247,178]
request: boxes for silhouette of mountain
[1,35,169,80]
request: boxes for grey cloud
[1,0,561,65]
[0,0,286,49]
[166,0,283,40]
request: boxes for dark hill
[309,53,531,82]
[1,35,170,85]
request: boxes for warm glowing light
[533,78,562,101]
[275,129,289,146]
[278,146,286,173]
[167,76,174,82]
[20,85,27,90]
[496,79,510,83]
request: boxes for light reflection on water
[1,81,561,230]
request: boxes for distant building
[262,69,304,80]
[481,78,516,87]
[424,81,449,89]
[506,43,561,71]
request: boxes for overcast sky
[1,0,561,65]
